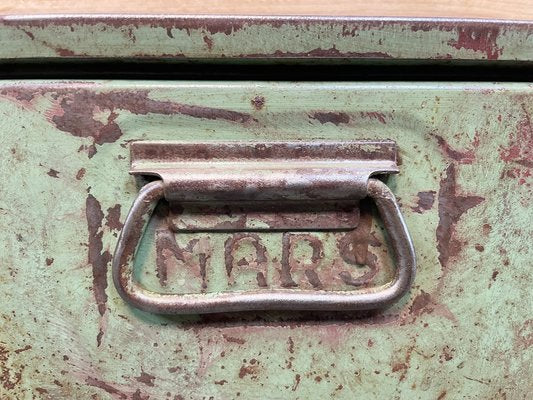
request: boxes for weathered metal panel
[0,16,533,61]
[0,81,531,399]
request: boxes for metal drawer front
[0,81,530,399]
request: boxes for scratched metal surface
[0,16,533,61]
[0,81,531,399]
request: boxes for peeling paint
[436,164,484,268]
[449,26,502,60]
[86,193,112,347]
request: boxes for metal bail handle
[112,141,416,314]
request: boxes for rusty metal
[112,140,415,314]
[129,140,399,201]
[1,78,532,398]
[1,15,533,62]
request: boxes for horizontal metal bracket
[130,140,399,202]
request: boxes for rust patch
[409,291,457,323]
[360,111,387,124]
[410,291,432,316]
[409,23,454,33]
[499,104,533,185]
[203,35,213,50]
[436,164,484,268]
[47,168,59,178]
[287,337,295,354]
[21,29,35,40]
[155,228,210,290]
[499,105,533,168]
[45,257,54,266]
[14,87,256,157]
[52,92,122,147]
[134,371,156,387]
[132,389,150,400]
[224,233,268,286]
[335,200,379,286]
[434,132,480,164]
[85,377,127,399]
[105,204,123,230]
[0,87,37,110]
[238,362,259,379]
[337,200,372,265]
[280,233,325,288]
[440,345,455,362]
[56,47,76,56]
[411,190,436,213]
[449,26,502,60]
[222,334,246,345]
[391,345,414,381]
[155,229,175,287]
[292,374,301,391]
[309,111,350,125]
[244,48,393,59]
[76,168,86,180]
[86,193,112,346]
[0,345,23,391]
[256,272,267,287]
[39,16,260,35]
[304,269,322,288]
[391,362,408,376]
[13,345,31,354]
[3,16,492,40]
[251,96,265,110]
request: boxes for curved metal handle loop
[112,178,416,314]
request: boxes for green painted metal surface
[0,16,532,61]
[0,81,531,399]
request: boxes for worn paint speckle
[251,96,265,110]
[46,168,59,178]
[76,167,86,180]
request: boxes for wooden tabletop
[1,0,532,20]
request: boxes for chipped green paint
[0,80,532,399]
[0,16,533,61]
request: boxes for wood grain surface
[1,0,532,20]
